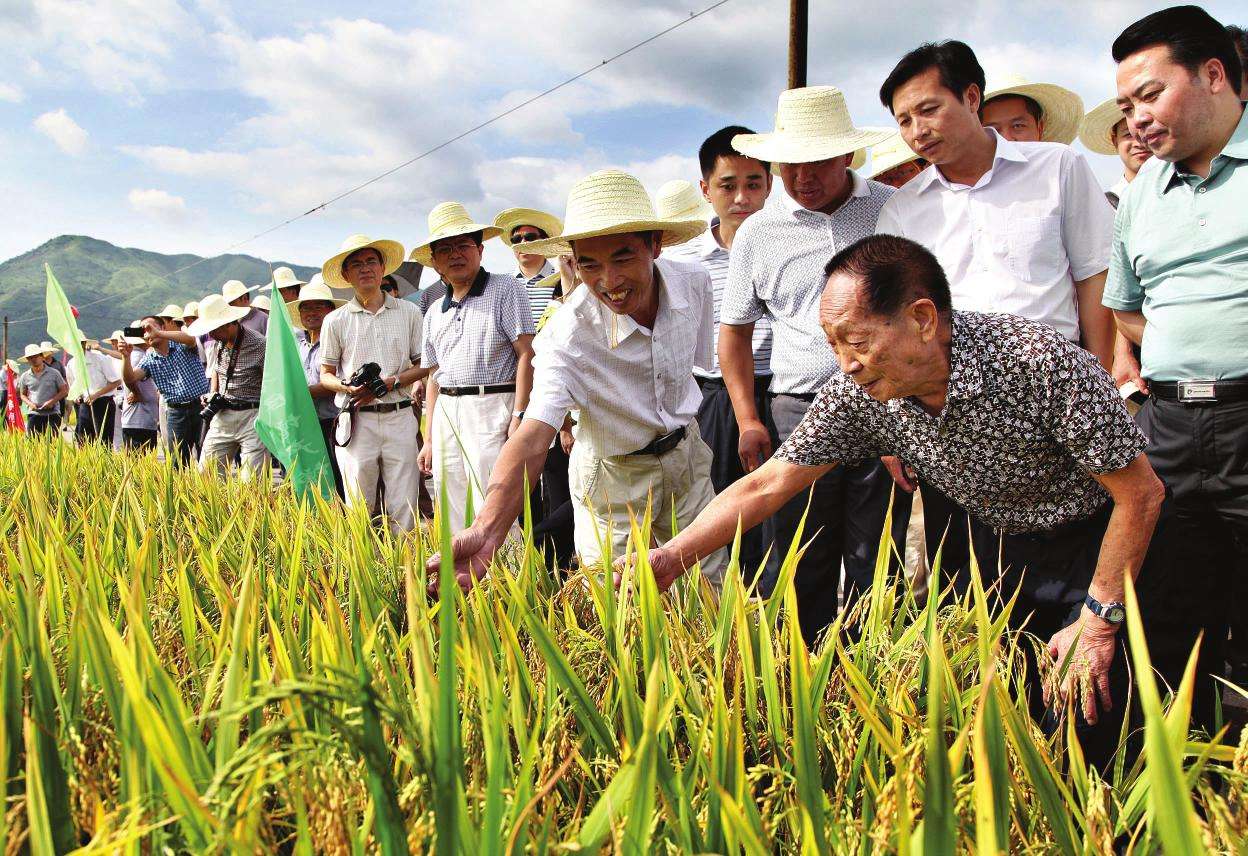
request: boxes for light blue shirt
[1104,105,1248,380]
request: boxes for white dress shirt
[320,293,424,407]
[526,257,714,458]
[875,131,1113,342]
[66,349,121,397]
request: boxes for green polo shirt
[1103,105,1248,381]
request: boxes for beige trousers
[334,408,421,534]
[569,422,726,586]
[199,408,269,479]
[432,391,514,534]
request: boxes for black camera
[348,362,390,399]
[200,393,229,421]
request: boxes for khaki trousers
[432,391,514,534]
[335,408,421,534]
[199,408,269,479]
[569,422,726,586]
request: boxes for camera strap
[213,325,244,399]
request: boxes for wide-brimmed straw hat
[221,280,257,304]
[733,86,893,166]
[286,280,348,330]
[5,359,19,374]
[269,266,307,297]
[185,293,251,337]
[982,75,1084,144]
[493,207,564,245]
[322,234,405,290]
[1078,97,1126,157]
[409,203,503,266]
[19,343,51,362]
[655,180,713,223]
[252,294,272,312]
[520,169,708,258]
[181,301,199,320]
[157,303,183,319]
[39,341,59,355]
[868,132,923,179]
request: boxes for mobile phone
[123,326,145,339]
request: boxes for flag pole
[788,0,808,89]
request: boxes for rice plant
[0,431,1245,853]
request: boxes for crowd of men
[4,4,1245,768]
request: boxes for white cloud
[0,82,22,102]
[128,188,189,222]
[34,108,87,155]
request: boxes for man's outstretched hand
[425,525,501,595]
[611,546,688,593]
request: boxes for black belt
[1150,379,1248,404]
[625,425,687,457]
[769,390,818,402]
[440,383,516,397]
[357,399,413,414]
[166,399,200,409]
[222,399,260,411]
[696,374,772,390]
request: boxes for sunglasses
[511,231,545,244]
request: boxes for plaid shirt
[139,343,211,405]
[422,268,534,386]
[209,326,266,402]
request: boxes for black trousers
[122,428,159,452]
[535,437,575,572]
[75,398,116,444]
[761,393,911,645]
[1137,396,1248,718]
[695,375,773,578]
[26,411,61,436]
[318,417,345,499]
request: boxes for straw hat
[286,280,348,330]
[5,359,18,374]
[493,207,564,245]
[221,280,257,304]
[868,132,922,179]
[733,86,893,166]
[19,343,50,362]
[185,293,251,337]
[157,303,183,319]
[409,203,502,265]
[982,75,1084,144]
[252,294,272,312]
[269,266,307,297]
[181,301,199,320]
[322,234,405,290]
[39,341,58,355]
[520,169,708,259]
[1078,97,1125,157]
[655,180,713,223]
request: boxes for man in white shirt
[66,334,122,444]
[427,169,726,589]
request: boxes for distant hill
[0,235,318,355]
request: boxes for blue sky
[2,0,1243,284]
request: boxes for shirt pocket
[1001,206,1064,283]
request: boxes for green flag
[44,264,88,399]
[255,287,334,501]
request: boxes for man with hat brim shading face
[290,279,348,498]
[118,314,212,466]
[157,305,184,331]
[319,235,429,533]
[980,74,1084,144]
[221,280,268,334]
[270,267,307,305]
[494,207,567,332]
[868,132,928,189]
[427,169,726,589]
[661,126,776,580]
[411,203,536,536]
[65,331,122,445]
[17,343,68,436]
[186,294,270,477]
[39,342,65,379]
[721,86,908,644]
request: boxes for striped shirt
[320,293,425,408]
[665,226,772,378]
[515,262,557,331]
[138,343,211,405]
[422,269,535,386]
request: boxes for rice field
[1,431,1246,854]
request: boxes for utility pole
[788,0,808,90]
[2,316,7,365]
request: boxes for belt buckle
[477,385,486,396]
[1177,380,1217,404]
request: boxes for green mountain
[0,235,318,355]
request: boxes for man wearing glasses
[411,202,536,533]
[495,207,564,330]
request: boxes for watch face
[1106,606,1126,624]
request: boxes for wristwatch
[513,409,525,420]
[1084,595,1126,626]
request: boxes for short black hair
[1112,6,1243,97]
[341,245,384,275]
[982,92,1044,122]
[823,235,952,318]
[1227,25,1248,73]
[880,40,985,112]
[431,230,483,252]
[698,125,770,179]
[140,314,162,326]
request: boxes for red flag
[4,367,24,432]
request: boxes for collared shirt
[320,292,424,407]
[209,326,266,402]
[721,172,893,394]
[527,257,714,458]
[774,311,1145,533]
[417,280,448,315]
[422,268,534,387]
[515,261,558,330]
[297,332,339,421]
[18,366,66,412]
[120,349,159,430]
[665,225,773,378]
[242,307,268,335]
[139,343,211,404]
[66,350,121,399]
[1103,106,1248,381]
[875,131,1113,343]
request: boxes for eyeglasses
[345,255,383,271]
[511,231,545,244]
[432,239,480,259]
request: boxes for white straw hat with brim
[269,266,307,295]
[5,359,19,373]
[868,132,923,178]
[39,341,58,355]
[185,294,251,337]
[252,294,272,312]
[322,235,406,290]
[157,304,183,319]
[493,207,564,245]
[982,75,1084,144]
[520,169,708,258]
[409,203,503,265]
[286,281,348,329]
[733,86,894,166]
[20,343,50,362]
[221,280,258,303]
[181,301,199,319]
[654,180,713,223]
[1078,97,1126,156]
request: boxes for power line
[9,0,733,326]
